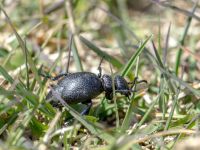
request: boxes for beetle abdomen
[49,72,103,104]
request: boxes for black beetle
[41,58,146,114]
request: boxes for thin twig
[115,129,195,150]
[133,129,195,144]
[175,1,198,75]
[43,111,62,143]
[151,0,200,22]
[44,0,64,14]
[98,7,140,42]
[179,45,200,62]
[38,111,61,150]
[164,66,184,130]
[163,22,171,65]
[24,37,29,90]
[66,33,73,73]
[109,63,119,129]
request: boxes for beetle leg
[64,100,92,126]
[105,91,113,100]
[128,77,147,89]
[115,89,136,97]
[81,100,92,115]
[51,73,70,81]
[97,56,104,78]
[127,77,138,87]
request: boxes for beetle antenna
[66,33,73,73]
[128,77,147,89]
[137,80,148,84]
[97,56,105,78]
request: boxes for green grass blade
[53,92,115,144]
[80,36,122,68]
[119,36,151,133]
[163,23,171,65]
[8,109,35,145]
[98,7,139,42]
[0,65,14,83]
[121,35,152,77]
[151,40,164,68]
[136,94,160,128]
[0,86,16,96]
[175,2,198,75]
[158,65,200,97]
[164,88,181,130]
[0,5,42,86]
[0,65,54,117]
[150,41,176,94]
[110,63,119,129]
[0,113,18,135]
[152,0,200,21]
[71,40,83,71]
